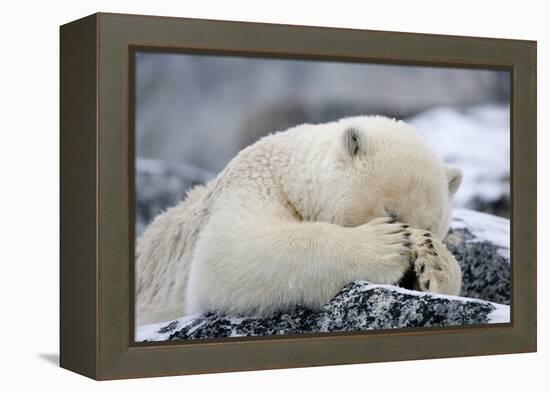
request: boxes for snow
[487,304,512,324]
[357,281,510,315]
[451,207,510,259]
[135,313,252,342]
[409,105,510,209]
[135,314,200,342]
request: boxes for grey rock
[444,210,510,305]
[141,282,504,341]
[135,159,214,236]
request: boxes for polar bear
[135,116,463,325]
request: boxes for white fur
[135,116,463,325]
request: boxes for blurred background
[135,52,510,236]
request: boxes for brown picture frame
[60,12,537,380]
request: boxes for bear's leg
[408,229,462,296]
[185,215,414,315]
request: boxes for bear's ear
[445,166,463,196]
[343,127,362,157]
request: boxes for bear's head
[312,116,462,239]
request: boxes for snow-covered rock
[136,283,508,342]
[135,208,510,342]
[444,209,510,305]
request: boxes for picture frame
[60,12,537,380]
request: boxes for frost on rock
[136,208,511,342]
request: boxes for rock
[136,282,508,342]
[444,208,510,305]
[135,159,214,236]
[135,208,510,342]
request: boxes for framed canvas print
[60,12,537,380]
